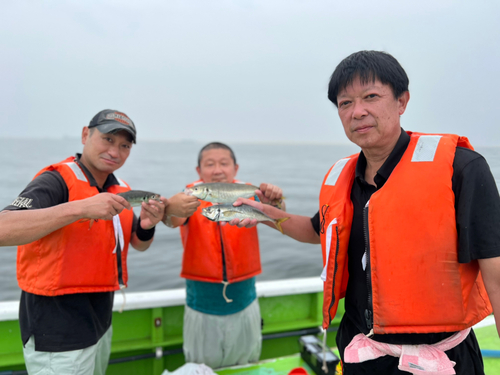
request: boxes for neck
[362,136,400,186]
[78,159,108,189]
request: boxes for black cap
[88,109,137,143]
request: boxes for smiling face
[196,148,239,183]
[337,77,409,157]
[79,127,132,185]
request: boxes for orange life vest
[180,180,262,283]
[17,156,134,296]
[320,132,492,334]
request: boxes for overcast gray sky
[1,0,499,146]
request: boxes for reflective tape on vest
[64,162,87,182]
[320,218,337,281]
[411,136,442,162]
[112,215,124,254]
[116,177,128,188]
[324,158,350,186]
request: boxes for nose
[351,100,368,120]
[107,144,120,158]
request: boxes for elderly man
[163,142,283,369]
[229,51,500,375]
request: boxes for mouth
[352,125,375,134]
[101,157,119,166]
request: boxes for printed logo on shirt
[10,197,33,209]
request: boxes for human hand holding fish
[256,183,285,210]
[210,198,290,234]
[77,192,132,225]
[135,195,166,230]
[163,192,200,218]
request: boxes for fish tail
[274,217,290,234]
[272,197,286,209]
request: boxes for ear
[398,91,410,116]
[82,127,89,145]
[196,166,202,179]
[234,164,239,176]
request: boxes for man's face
[337,78,409,155]
[196,148,238,183]
[80,127,132,176]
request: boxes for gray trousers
[183,299,262,369]
[23,326,112,375]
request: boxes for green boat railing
[0,277,345,375]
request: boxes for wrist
[136,218,155,241]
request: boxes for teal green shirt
[186,278,257,315]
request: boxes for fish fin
[274,217,290,234]
[270,197,286,209]
[79,218,97,229]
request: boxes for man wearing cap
[0,109,198,375]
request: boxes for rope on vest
[221,281,233,303]
[321,327,329,373]
[119,285,127,313]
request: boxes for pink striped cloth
[344,328,471,375]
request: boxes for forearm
[0,204,84,246]
[162,215,187,229]
[259,205,320,244]
[130,233,153,251]
[479,257,500,337]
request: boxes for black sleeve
[453,147,500,262]
[3,171,68,211]
[311,211,320,236]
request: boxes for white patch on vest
[112,215,124,254]
[320,218,338,282]
[411,136,442,162]
[362,252,367,271]
[324,158,350,186]
[64,162,88,182]
[116,177,128,188]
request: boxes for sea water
[0,138,499,302]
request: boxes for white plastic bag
[162,363,217,375]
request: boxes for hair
[197,142,236,167]
[327,50,409,107]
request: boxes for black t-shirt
[4,155,137,352]
[311,130,500,374]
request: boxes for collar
[74,153,120,191]
[355,128,410,189]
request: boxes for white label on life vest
[64,162,88,182]
[321,218,338,281]
[324,158,350,186]
[112,215,124,254]
[411,136,442,162]
[116,177,128,188]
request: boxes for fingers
[233,198,256,207]
[259,183,282,202]
[226,218,258,228]
[166,193,201,217]
[140,198,166,228]
[110,194,132,210]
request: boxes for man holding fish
[163,142,285,369]
[228,51,500,375]
[0,109,197,375]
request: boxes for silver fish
[117,190,161,207]
[201,204,289,234]
[186,182,283,208]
